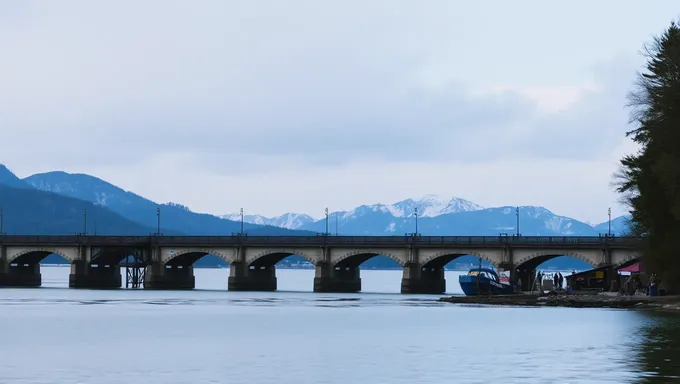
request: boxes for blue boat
[459,267,516,296]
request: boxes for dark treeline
[616,21,680,292]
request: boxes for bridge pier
[313,262,361,293]
[228,262,277,291]
[0,262,41,287]
[602,265,618,292]
[68,261,122,289]
[401,263,446,294]
[516,268,536,292]
[145,263,195,290]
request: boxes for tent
[619,262,644,273]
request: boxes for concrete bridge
[0,234,642,293]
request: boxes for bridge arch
[332,249,406,268]
[245,249,318,267]
[514,250,599,271]
[419,251,499,269]
[8,248,77,265]
[163,249,236,266]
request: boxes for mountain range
[0,164,630,270]
[220,195,630,237]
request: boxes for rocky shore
[438,292,680,311]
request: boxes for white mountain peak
[391,194,484,217]
[219,194,484,230]
[219,212,315,229]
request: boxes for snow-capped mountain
[388,194,483,217]
[220,194,624,236]
[220,212,315,230]
[220,195,483,230]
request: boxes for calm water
[1,267,679,384]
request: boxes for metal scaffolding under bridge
[122,250,147,288]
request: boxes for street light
[608,207,612,237]
[325,207,329,235]
[1,206,4,235]
[515,206,520,236]
[240,207,244,234]
[83,208,88,235]
[414,207,419,235]
[156,207,161,235]
[335,212,339,236]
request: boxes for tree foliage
[616,21,680,291]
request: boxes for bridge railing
[0,234,642,246]
[154,235,641,246]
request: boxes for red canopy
[619,262,644,273]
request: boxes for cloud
[1,0,678,222]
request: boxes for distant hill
[0,165,32,189]
[0,184,167,236]
[24,171,315,236]
[593,215,632,235]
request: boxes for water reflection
[637,312,680,383]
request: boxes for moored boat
[459,267,516,296]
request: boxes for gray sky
[1,1,677,223]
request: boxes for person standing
[558,272,564,289]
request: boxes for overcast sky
[1,1,677,223]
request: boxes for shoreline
[438,293,680,312]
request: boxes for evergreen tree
[617,21,680,292]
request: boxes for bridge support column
[313,261,361,293]
[227,262,277,291]
[0,246,41,287]
[68,260,122,289]
[0,263,41,287]
[145,263,195,290]
[516,268,536,292]
[603,265,618,292]
[400,263,446,294]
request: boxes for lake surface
[0,267,679,383]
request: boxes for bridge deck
[0,235,641,248]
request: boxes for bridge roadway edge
[0,235,641,291]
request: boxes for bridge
[0,234,642,293]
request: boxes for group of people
[535,271,566,291]
[621,273,658,296]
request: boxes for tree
[616,21,680,292]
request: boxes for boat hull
[459,275,515,296]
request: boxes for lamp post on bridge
[414,207,419,235]
[83,208,87,235]
[325,207,329,235]
[335,211,339,236]
[515,206,520,236]
[608,207,612,237]
[0,206,4,235]
[240,207,244,235]
[156,207,161,236]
